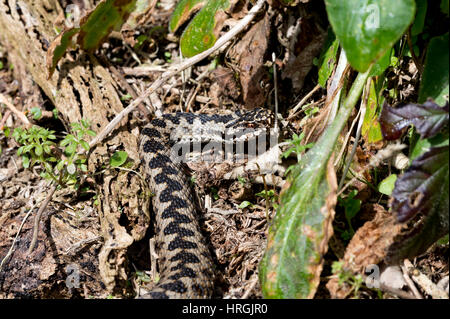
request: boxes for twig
[241,274,259,299]
[287,84,321,120]
[0,94,31,128]
[401,259,423,299]
[27,183,58,254]
[85,0,266,152]
[406,27,423,73]
[404,259,448,299]
[0,200,40,273]
[0,110,12,128]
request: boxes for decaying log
[0,0,150,295]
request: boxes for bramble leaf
[387,147,449,262]
[379,100,449,140]
[390,146,449,223]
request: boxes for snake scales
[138,108,272,298]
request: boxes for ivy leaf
[387,147,449,263]
[379,100,449,140]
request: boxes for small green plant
[331,261,364,298]
[282,132,314,176]
[237,176,247,185]
[29,107,42,120]
[337,190,361,240]
[256,189,277,203]
[238,200,253,209]
[13,119,96,189]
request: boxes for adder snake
[138,108,273,298]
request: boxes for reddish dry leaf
[326,204,404,298]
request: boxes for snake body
[138,108,271,298]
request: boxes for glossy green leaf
[169,0,206,32]
[47,0,137,77]
[325,0,416,72]
[171,0,230,57]
[411,0,427,36]
[368,48,391,77]
[110,151,128,167]
[318,33,339,88]
[419,32,449,105]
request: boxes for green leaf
[34,144,43,156]
[22,155,30,168]
[419,33,449,105]
[378,174,397,195]
[410,0,427,36]
[46,28,80,78]
[317,33,339,88]
[361,78,383,143]
[43,144,52,155]
[56,160,65,172]
[368,48,391,77]
[410,133,449,161]
[238,201,253,209]
[87,130,97,137]
[80,140,90,151]
[46,0,137,77]
[65,143,77,156]
[110,151,128,167]
[441,0,449,16]
[259,70,371,298]
[171,0,231,57]
[30,107,42,120]
[2,127,10,138]
[325,0,416,72]
[169,0,206,32]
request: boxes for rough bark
[0,0,150,296]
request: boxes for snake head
[226,107,274,129]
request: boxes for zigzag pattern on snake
[138,108,272,298]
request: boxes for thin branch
[0,199,40,272]
[0,94,31,128]
[407,27,423,73]
[27,183,58,254]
